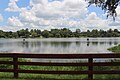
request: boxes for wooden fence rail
[0,53,120,80]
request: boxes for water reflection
[114,41,118,45]
[21,41,119,49]
[22,41,29,48]
[87,42,90,46]
[99,42,105,45]
[75,41,81,46]
[50,42,71,48]
[109,42,112,45]
[92,42,98,45]
[0,38,119,53]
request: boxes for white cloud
[19,10,39,22]
[86,12,99,20]
[107,6,120,28]
[5,0,20,12]
[8,16,23,27]
[2,0,120,31]
[5,0,28,12]
[0,14,3,22]
[30,0,48,5]
[116,6,120,20]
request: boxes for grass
[0,57,120,79]
[0,58,88,80]
[108,44,120,53]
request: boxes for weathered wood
[0,53,120,58]
[88,58,93,80]
[0,69,14,72]
[18,70,88,74]
[93,71,120,74]
[13,57,18,78]
[0,53,120,80]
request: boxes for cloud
[30,0,48,5]
[109,21,120,26]
[108,6,120,28]
[5,0,20,12]
[8,16,23,27]
[2,0,120,31]
[116,6,120,20]
[30,0,88,20]
[0,14,3,22]
[5,0,28,12]
[86,12,99,20]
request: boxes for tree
[60,28,72,37]
[76,29,81,33]
[86,30,91,37]
[50,29,61,37]
[0,30,5,38]
[99,29,106,37]
[114,29,119,33]
[106,28,113,37]
[41,30,50,38]
[12,32,19,38]
[74,29,81,37]
[30,29,41,38]
[91,29,99,37]
[17,28,30,38]
[86,0,120,20]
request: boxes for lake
[0,38,119,53]
[0,38,119,62]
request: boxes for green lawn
[108,44,120,53]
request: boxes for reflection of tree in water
[108,42,112,45]
[99,42,105,45]
[92,42,98,45]
[31,42,41,48]
[0,43,4,47]
[41,42,49,46]
[75,41,81,46]
[114,41,118,45]
[87,42,90,46]
[50,42,72,48]
[22,41,42,48]
[22,41,29,48]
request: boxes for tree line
[0,28,120,38]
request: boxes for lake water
[0,38,119,53]
[0,38,119,62]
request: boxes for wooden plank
[0,69,14,72]
[88,58,93,80]
[18,70,88,74]
[13,57,18,78]
[93,62,120,66]
[0,53,120,58]
[93,71,120,74]
[0,61,13,64]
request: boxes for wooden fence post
[88,58,93,80]
[13,56,18,78]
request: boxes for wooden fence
[0,53,120,80]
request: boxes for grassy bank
[108,44,120,53]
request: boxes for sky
[0,0,120,31]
